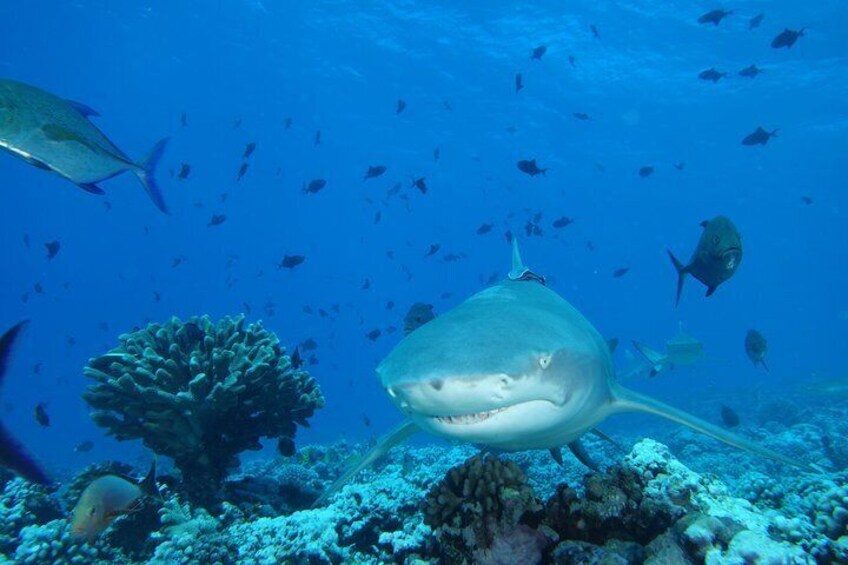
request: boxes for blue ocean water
[0,2,846,561]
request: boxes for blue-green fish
[0,79,168,212]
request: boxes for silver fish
[0,79,168,212]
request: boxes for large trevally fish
[0,79,168,212]
[316,241,816,505]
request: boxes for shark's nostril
[430,379,443,391]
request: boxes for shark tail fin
[631,341,665,377]
[134,138,170,214]
[610,384,820,472]
[0,321,51,485]
[667,250,687,306]
[313,420,419,507]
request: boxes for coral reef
[0,476,62,556]
[422,454,549,564]
[82,315,324,507]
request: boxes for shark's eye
[539,354,552,369]
[712,235,720,244]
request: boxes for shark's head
[378,274,615,451]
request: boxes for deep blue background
[1,1,845,479]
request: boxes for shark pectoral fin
[568,439,601,472]
[610,384,819,472]
[312,419,419,507]
[549,447,564,466]
[589,428,624,451]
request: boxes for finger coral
[82,315,324,508]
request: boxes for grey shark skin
[0,79,169,212]
[315,242,814,505]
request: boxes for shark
[315,242,815,505]
[630,324,705,378]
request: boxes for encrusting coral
[82,315,324,507]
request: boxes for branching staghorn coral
[83,315,324,507]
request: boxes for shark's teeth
[435,407,507,425]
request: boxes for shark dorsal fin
[507,239,546,284]
[510,237,524,275]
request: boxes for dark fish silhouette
[699,68,727,82]
[180,112,188,127]
[361,278,371,290]
[668,215,742,305]
[279,255,306,269]
[771,28,804,49]
[236,162,249,181]
[801,196,813,206]
[300,338,318,352]
[45,241,60,260]
[284,117,292,130]
[0,321,50,483]
[742,127,778,146]
[290,347,303,370]
[552,216,574,229]
[403,302,435,335]
[207,214,227,227]
[411,177,427,194]
[425,244,441,257]
[515,73,523,93]
[433,147,440,162]
[374,211,382,224]
[243,142,257,159]
[476,223,494,235]
[34,403,50,427]
[590,24,600,39]
[233,118,242,129]
[183,322,205,343]
[303,179,327,194]
[573,112,591,121]
[720,405,740,427]
[531,45,547,60]
[639,166,654,178]
[366,328,381,341]
[177,163,191,179]
[738,64,763,78]
[314,130,322,146]
[612,267,630,278]
[698,9,732,26]
[396,99,406,114]
[673,162,686,171]
[744,330,769,371]
[568,55,577,67]
[74,440,94,453]
[361,413,371,427]
[364,165,387,180]
[517,159,546,176]
[749,13,764,29]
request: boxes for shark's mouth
[432,407,509,425]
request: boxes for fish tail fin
[138,457,160,499]
[313,420,419,507]
[0,321,51,485]
[760,359,769,372]
[667,250,687,306]
[610,384,820,472]
[135,138,170,214]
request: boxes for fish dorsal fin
[66,99,100,118]
[0,321,29,389]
